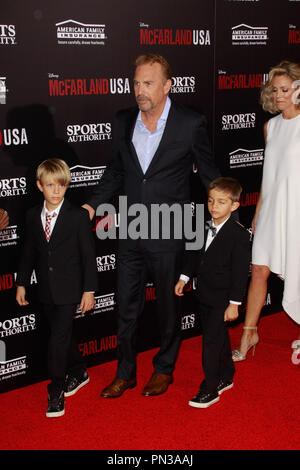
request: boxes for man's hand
[174,279,186,296]
[80,292,95,314]
[82,204,95,221]
[224,303,239,322]
[0,209,9,231]
[16,286,29,306]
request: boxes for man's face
[133,62,171,114]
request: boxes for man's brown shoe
[142,373,173,396]
[100,378,137,398]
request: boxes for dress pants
[198,302,235,393]
[43,302,86,397]
[116,247,182,380]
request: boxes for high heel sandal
[232,326,259,362]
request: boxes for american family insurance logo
[0,340,27,381]
[231,24,268,45]
[229,148,264,169]
[56,19,107,45]
[0,77,7,104]
[69,165,106,189]
[139,22,211,46]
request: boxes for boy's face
[207,188,239,226]
[36,176,68,211]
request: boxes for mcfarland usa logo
[67,122,112,143]
[231,24,268,45]
[0,25,16,45]
[56,19,107,46]
[288,25,300,43]
[229,148,264,169]
[139,22,211,46]
[48,73,130,96]
[0,128,28,146]
[218,70,268,89]
[69,165,106,189]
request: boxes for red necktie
[44,212,56,241]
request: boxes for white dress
[252,112,300,324]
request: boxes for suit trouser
[43,302,86,396]
[198,302,235,393]
[116,247,182,380]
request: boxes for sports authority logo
[222,113,256,130]
[69,165,106,189]
[0,314,36,338]
[232,24,268,45]
[67,122,112,143]
[171,76,195,94]
[218,70,268,89]
[0,177,27,197]
[48,74,130,96]
[0,25,16,45]
[0,340,27,381]
[0,225,18,248]
[139,23,211,46]
[229,148,264,168]
[56,19,107,46]
[96,254,116,272]
[288,24,300,43]
[181,314,195,330]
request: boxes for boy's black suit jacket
[182,217,251,308]
[17,199,98,305]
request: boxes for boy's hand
[82,204,95,221]
[174,279,186,296]
[16,286,29,306]
[80,292,95,314]
[224,303,239,322]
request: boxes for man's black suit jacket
[17,199,98,305]
[182,217,251,307]
[89,100,220,252]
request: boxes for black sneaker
[188,390,220,408]
[217,379,233,395]
[46,391,65,418]
[64,371,89,397]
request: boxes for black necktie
[205,221,217,237]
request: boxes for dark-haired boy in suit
[16,158,98,418]
[175,177,250,408]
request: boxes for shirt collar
[42,199,64,217]
[211,216,230,232]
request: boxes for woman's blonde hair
[260,60,300,113]
[36,158,71,186]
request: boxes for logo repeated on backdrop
[0,25,16,45]
[67,123,112,143]
[139,23,211,46]
[69,165,106,189]
[288,24,300,43]
[48,74,130,96]
[231,24,268,46]
[0,77,7,104]
[0,177,27,197]
[0,340,28,383]
[55,20,107,46]
[170,76,196,94]
[221,113,256,130]
[229,148,264,169]
[0,128,28,146]
[0,225,18,248]
[218,70,269,89]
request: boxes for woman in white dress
[232,60,300,362]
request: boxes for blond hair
[260,60,300,113]
[36,158,71,186]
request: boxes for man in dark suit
[16,158,98,417]
[83,54,220,398]
[175,177,250,408]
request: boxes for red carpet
[1,311,300,451]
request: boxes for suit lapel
[125,108,144,176]
[203,217,233,256]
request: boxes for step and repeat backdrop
[0,0,299,392]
